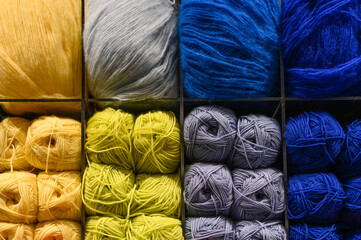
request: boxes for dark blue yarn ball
[282,0,361,98]
[346,230,361,240]
[336,120,361,180]
[341,177,361,227]
[287,173,346,224]
[290,224,342,240]
[179,0,281,98]
[285,112,345,173]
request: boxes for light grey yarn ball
[229,114,281,169]
[184,163,233,216]
[234,221,287,240]
[184,106,237,163]
[231,168,285,221]
[84,0,179,100]
[185,217,234,240]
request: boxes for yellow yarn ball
[85,216,128,240]
[0,222,34,240]
[0,117,32,172]
[132,111,180,173]
[34,220,81,240]
[83,162,135,217]
[25,116,81,172]
[37,171,81,222]
[131,172,181,218]
[86,108,135,169]
[0,172,37,223]
[0,0,81,115]
[129,215,184,240]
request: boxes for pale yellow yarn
[0,117,32,172]
[25,116,81,172]
[0,222,34,240]
[0,0,81,115]
[34,220,81,240]
[38,171,81,222]
[0,172,37,223]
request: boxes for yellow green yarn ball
[85,216,127,240]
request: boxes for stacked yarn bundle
[0,116,82,239]
[183,105,285,239]
[83,108,183,239]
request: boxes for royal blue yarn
[285,112,344,173]
[179,0,281,98]
[287,173,346,224]
[336,120,361,180]
[341,177,361,227]
[346,230,361,240]
[290,224,342,240]
[282,0,361,98]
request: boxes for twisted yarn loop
[235,221,286,240]
[85,216,128,240]
[185,217,233,240]
[290,224,342,240]
[0,223,34,240]
[34,220,81,240]
[341,176,361,227]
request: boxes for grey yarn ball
[84,0,179,100]
[185,217,234,240]
[229,114,281,169]
[184,163,233,216]
[184,106,237,163]
[234,221,287,240]
[231,168,285,221]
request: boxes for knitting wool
[0,223,34,240]
[341,176,361,227]
[34,220,81,240]
[234,221,286,240]
[185,217,233,240]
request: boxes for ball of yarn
[341,176,361,227]
[129,215,183,240]
[184,106,237,163]
[282,0,361,98]
[37,171,81,222]
[185,217,233,240]
[346,230,361,240]
[0,0,81,115]
[0,172,37,223]
[285,112,344,173]
[0,223,34,240]
[231,168,285,221]
[287,173,346,224]
[336,120,361,179]
[132,111,180,173]
[234,221,286,240]
[25,116,82,172]
[184,163,233,216]
[86,108,135,169]
[229,114,281,169]
[0,117,32,172]
[84,0,179,101]
[34,220,81,240]
[131,172,181,218]
[180,0,281,98]
[85,216,128,240]
[83,162,135,217]
[290,224,342,240]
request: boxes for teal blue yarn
[341,176,361,227]
[290,224,342,240]
[179,0,281,98]
[285,112,344,173]
[287,173,346,224]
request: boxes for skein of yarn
[0,223,34,240]
[131,172,181,218]
[85,216,128,240]
[180,0,281,98]
[234,221,286,240]
[290,224,342,240]
[341,176,361,227]
[86,108,135,169]
[288,173,346,224]
[285,112,344,173]
[229,114,281,169]
[129,215,183,240]
[282,0,361,98]
[0,0,81,115]
[184,163,233,217]
[185,217,233,240]
[83,162,135,217]
[0,172,37,223]
[231,168,285,221]
[132,111,180,173]
[184,106,237,163]
[84,0,179,101]
[0,117,32,172]
[346,230,361,240]
[25,116,82,172]
[37,171,81,222]
[34,220,81,240]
